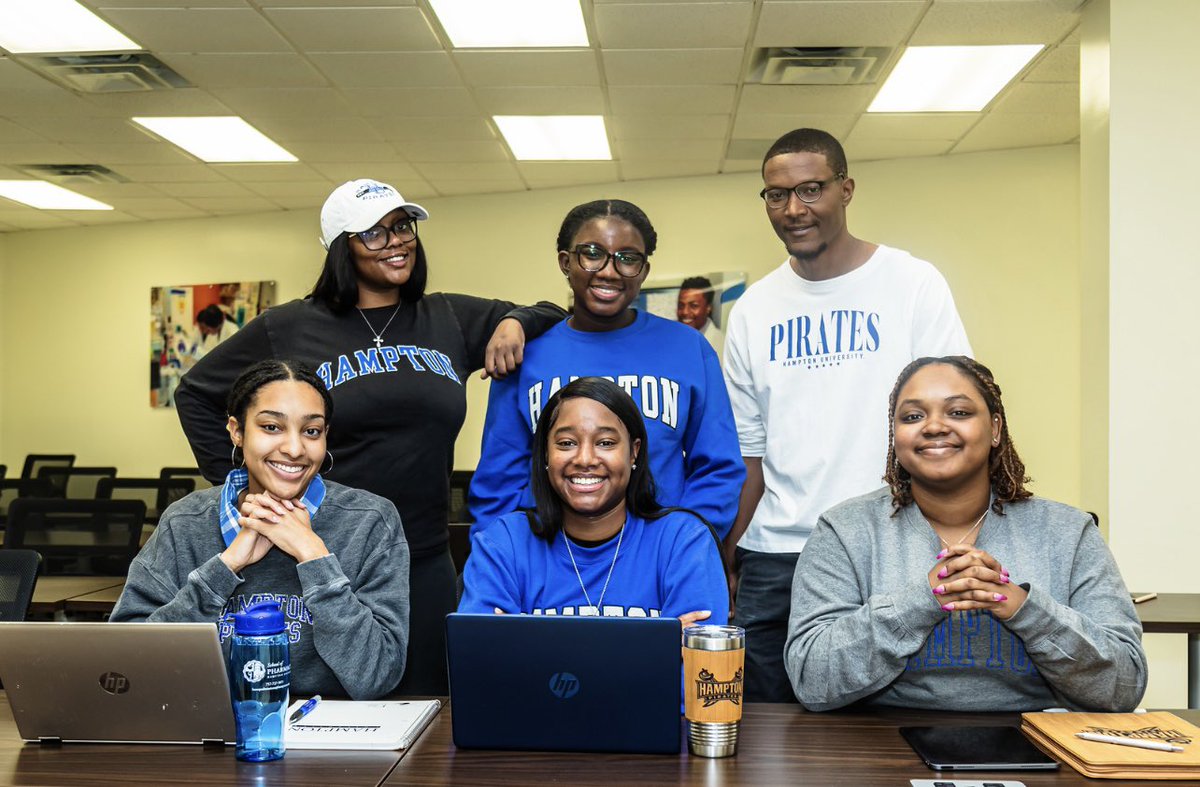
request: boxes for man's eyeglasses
[571,243,647,278]
[759,175,845,210]
[354,218,418,250]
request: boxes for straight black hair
[528,377,660,541]
[309,233,428,314]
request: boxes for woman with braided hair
[784,355,1147,712]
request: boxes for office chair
[37,466,118,499]
[96,476,195,525]
[0,549,41,622]
[448,470,474,523]
[4,498,146,576]
[20,454,75,482]
[160,466,214,491]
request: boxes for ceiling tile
[0,89,99,117]
[609,85,736,115]
[847,138,955,161]
[433,179,525,197]
[738,84,875,114]
[207,88,356,118]
[365,117,497,143]
[453,51,600,87]
[63,142,197,165]
[309,53,460,89]
[610,114,730,139]
[346,88,478,117]
[0,60,64,90]
[248,116,385,144]
[78,88,235,117]
[13,116,148,144]
[96,8,292,52]
[0,211,82,229]
[621,160,721,180]
[412,162,520,181]
[263,7,440,52]
[285,142,398,163]
[239,180,333,199]
[248,0,416,5]
[1024,44,1078,83]
[180,196,281,213]
[0,119,47,143]
[595,3,753,49]
[911,1,1077,45]
[212,163,326,182]
[992,81,1077,114]
[109,197,199,218]
[615,138,727,160]
[162,182,254,198]
[159,54,328,89]
[57,182,160,198]
[602,49,743,85]
[516,161,621,188]
[474,86,605,115]
[399,140,510,163]
[754,1,924,48]
[112,164,228,183]
[953,112,1078,154]
[847,113,980,141]
[0,142,84,163]
[731,113,857,140]
[308,162,424,185]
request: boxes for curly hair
[883,356,1031,515]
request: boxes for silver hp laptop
[446,613,682,754]
[0,622,236,744]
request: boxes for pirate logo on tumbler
[695,667,743,707]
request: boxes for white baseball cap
[319,179,430,250]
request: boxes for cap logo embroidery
[355,183,394,200]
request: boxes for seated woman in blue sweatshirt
[467,199,744,539]
[785,356,1147,712]
[459,376,727,623]
[112,359,409,700]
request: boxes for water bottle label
[239,658,290,692]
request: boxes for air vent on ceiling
[21,53,191,94]
[17,164,128,186]
[748,47,891,86]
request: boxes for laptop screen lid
[0,622,236,744]
[446,613,682,754]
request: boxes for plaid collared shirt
[218,468,327,548]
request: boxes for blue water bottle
[228,601,291,761]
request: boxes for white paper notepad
[284,699,441,750]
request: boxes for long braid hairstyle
[883,356,1031,515]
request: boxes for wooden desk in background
[26,578,124,617]
[62,584,126,615]
[1134,592,1200,709]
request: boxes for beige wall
[0,144,1082,509]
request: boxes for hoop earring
[321,451,334,473]
[231,444,245,469]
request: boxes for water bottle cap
[233,601,285,635]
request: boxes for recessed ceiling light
[0,181,113,210]
[0,0,140,54]
[132,117,298,163]
[429,0,588,48]
[868,45,1043,112]
[494,116,611,161]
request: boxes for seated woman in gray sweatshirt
[785,356,1146,712]
[112,359,409,700]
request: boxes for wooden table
[62,584,125,615]
[387,704,1200,786]
[1134,593,1200,709]
[27,578,124,616]
[0,693,404,786]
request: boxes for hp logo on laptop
[548,672,580,699]
[98,672,130,695]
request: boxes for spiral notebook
[284,699,441,750]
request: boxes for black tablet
[900,726,1059,771]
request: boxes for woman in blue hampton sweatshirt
[468,199,744,538]
[459,377,727,623]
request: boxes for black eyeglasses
[759,175,845,210]
[571,243,647,278]
[354,218,418,250]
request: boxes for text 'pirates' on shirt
[724,245,971,554]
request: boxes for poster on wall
[631,271,746,364]
[150,280,276,408]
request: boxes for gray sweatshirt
[111,481,410,700]
[785,487,1147,712]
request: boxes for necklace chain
[357,303,402,350]
[937,509,988,549]
[563,524,624,613]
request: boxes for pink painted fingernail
[941,603,955,612]
[994,593,1007,602]
[938,568,948,579]
[1001,567,1010,575]
[936,549,948,560]
[933,585,945,595]
[999,575,1010,584]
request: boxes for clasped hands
[927,544,1027,621]
[219,491,330,574]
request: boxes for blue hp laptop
[446,613,682,754]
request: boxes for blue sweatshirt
[459,510,729,622]
[468,311,745,537]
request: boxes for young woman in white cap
[175,179,565,695]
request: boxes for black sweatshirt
[174,294,565,558]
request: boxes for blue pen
[288,695,322,726]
